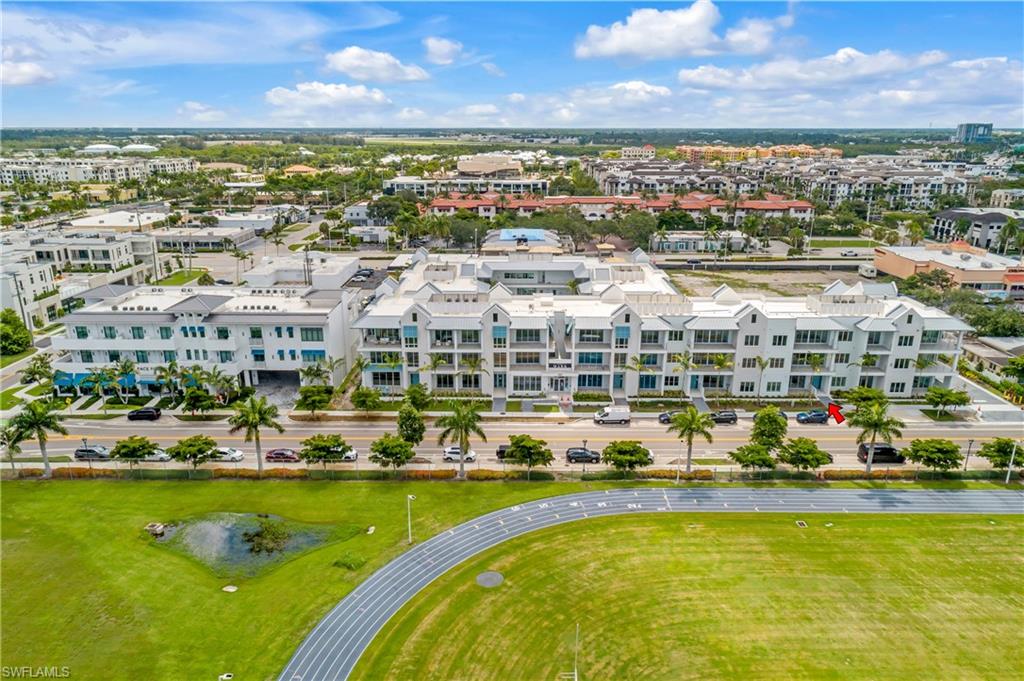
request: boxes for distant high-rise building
[953,123,993,143]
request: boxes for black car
[658,410,681,424]
[796,409,828,424]
[566,447,601,464]
[496,444,510,460]
[215,279,233,285]
[685,259,702,265]
[857,444,905,464]
[355,268,374,277]
[709,410,738,424]
[127,407,161,421]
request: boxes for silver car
[214,447,245,462]
[143,448,172,462]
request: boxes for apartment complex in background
[990,188,1024,208]
[0,156,197,186]
[620,145,657,161]
[383,175,549,197]
[931,207,1024,250]
[674,144,842,162]
[353,249,967,400]
[953,123,993,144]
[584,158,762,195]
[874,241,1024,300]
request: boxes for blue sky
[2,1,1022,128]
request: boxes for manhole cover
[476,571,504,588]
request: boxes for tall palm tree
[228,396,284,477]
[182,364,208,392]
[754,356,770,406]
[711,353,733,406]
[113,357,137,404]
[436,401,486,480]
[11,401,67,479]
[625,354,655,397]
[998,217,1019,255]
[666,406,715,479]
[1,424,27,473]
[670,351,694,407]
[155,360,181,397]
[806,353,825,401]
[85,367,113,410]
[299,361,329,386]
[457,355,488,392]
[419,353,451,390]
[847,401,904,474]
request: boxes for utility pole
[406,494,416,544]
[963,439,975,471]
[1006,441,1018,486]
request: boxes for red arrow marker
[827,403,845,424]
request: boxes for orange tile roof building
[874,240,1024,300]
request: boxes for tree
[112,435,158,473]
[1004,356,1024,383]
[847,401,905,474]
[0,424,27,473]
[601,440,652,478]
[155,360,181,396]
[777,437,832,471]
[842,385,888,409]
[976,438,1022,470]
[296,384,333,417]
[903,438,962,472]
[298,433,350,471]
[11,400,67,478]
[666,406,715,476]
[751,406,788,452]
[112,357,137,404]
[728,444,776,470]
[403,382,432,411]
[351,386,383,412]
[436,401,486,480]
[923,386,970,415]
[228,396,284,477]
[22,353,53,386]
[197,272,215,286]
[182,387,216,417]
[669,351,694,406]
[299,361,329,386]
[505,434,554,480]
[1,308,32,355]
[167,434,218,477]
[396,404,425,446]
[369,434,415,475]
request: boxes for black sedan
[566,447,601,464]
[127,407,161,421]
[709,410,738,424]
[658,410,682,424]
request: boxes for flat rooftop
[880,246,1022,271]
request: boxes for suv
[566,447,600,464]
[74,445,111,461]
[710,410,738,425]
[496,444,510,460]
[796,409,829,424]
[127,407,161,421]
[857,444,905,464]
[442,446,476,462]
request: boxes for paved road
[14,416,1024,472]
[279,487,1024,681]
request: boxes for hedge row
[580,469,714,481]
[466,469,556,481]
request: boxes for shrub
[333,551,367,571]
[636,468,713,480]
[572,391,611,402]
[466,469,555,481]
[52,467,119,479]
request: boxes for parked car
[74,445,111,461]
[214,279,233,285]
[686,259,702,265]
[796,409,829,424]
[644,447,655,464]
[214,447,245,462]
[443,446,476,462]
[266,448,300,462]
[593,405,631,424]
[143,448,171,462]
[350,275,368,283]
[658,410,681,424]
[566,447,601,464]
[709,410,738,424]
[127,407,161,421]
[330,447,358,462]
[840,249,859,257]
[857,444,905,464]
[355,268,374,277]
[496,444,510,460]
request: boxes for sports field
[354,513,1023,680]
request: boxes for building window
[578,352,604,365]
[837,331,853,343]
[668,330,685,342]
[739,381,755,393]
[108,350,120,362]
[664,375,679,387]
[694,330,730,344]
[288,349,296,361]
[906,314,914,324]
[460,330,480,344]
[921,330,940,344]
[867,331,883,346]
[131,326,145,340]
[771,334,788,346]
[743,334,759,346]
[515,352,541,365]
[159,327,172,340]
[75,326,88,339]
[769,358,785,368]
[889,382,906,393]
[640,353,659,366]
[80,350,93,363]
[740,357,757,368]
[103,326,117,339]
[300,328,324,342]
[638,374,658,390]
[897,335,914,347]
[218,351,234,363]
[835,353,850,365]
[493,352,507,368]
[433,330,454,346]
[250,327,262,339]
[301,350,326,363]
[513,375,542,393]
[795,330,829,345]
[893,358,911,369]
[216,327,230,340]
[614,353,628,367]
[614,326,630,348]
[750,313,758,324]
[578,374,604,388]
[372,371,402,387]
[766,381,782,392]
[461,374,480,389]
[579,329,605,343]
[275,326,283,338]
[163,350,176,363]
[640,330,660,345]
[135,350,149,363]
[405,352,419,367]
[515,329,541,343]
[832,377,847,388]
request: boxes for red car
[266,448,300,462]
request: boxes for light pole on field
[406,494,416,544]
[963,439,975,471]
[582,438,588,476]
[1006,441,1018,486]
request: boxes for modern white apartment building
[990,189,1024,209]
[246,252,360,288]
[0,157,198,186]
[152,227,256,252]
[353,251,968,400]
[383,175,549,197]
[69,210,168,232]
[51,285,360,393]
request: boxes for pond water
[157,512,340,577]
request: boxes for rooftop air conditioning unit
[960,254,971,261]
[981,261,993,268]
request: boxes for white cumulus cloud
[396,107,426,121]
[177,101,227,123]
[265,81,391,117]
[481,62,505,77]
[1,60,56,86]
[325,46,428,82]
[423,37,463,65]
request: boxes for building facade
[931,207,1024,250]
[874,241,1024,300]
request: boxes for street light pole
[406,494,416,544]
[1006,441,1018,486]
[963,439,975,471]
[582,438,588,476]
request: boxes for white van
[858,263,877,278]
[594,405,631,424]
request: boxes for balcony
[364,336,402,347]
[575,364,610,372]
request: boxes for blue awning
[139,378,158,385]
[54,372,74,387]
[117,375,137,388]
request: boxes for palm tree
[436,401,486,480]
[625,355,654,397]
[182,364,208,392]
[419,353,451,390]
[566,278,581,294]
[113,357,137,404]
[11,400,67,478]
[299,361,329,386]
[711,353,733,406]
[268,232,286,256]
[806,353,825,402]
[847,401,904,475]
[670,351,694,407]
[228,396,285,477]
[754,356,770,406]
[1,424,27,473]
[231,249,248,284]
[457,355,488,392]
[85,367,113,410]
[998,217,1019,255]
[155,360,181,397]
[666,406,715,479]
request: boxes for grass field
[354,513,1023,681]
[0,347,37,369]
[3,481,1019,680]
[154,269,206,286]
[0,386,24,410]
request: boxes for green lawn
[284,222,310,232]
[154,269,206,286]
[354,513,1023,681]
[809,238,879,248]
[921,409,965,422]
[0,347,37,369]
[0,386,24,410]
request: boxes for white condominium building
[354,250,969,400]
[51,285,360,393]
[0,157,198,186]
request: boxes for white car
[840,249,859,257]
[144,448,171,462]
[644,447,655,464]
[214,447,245,462]
[442,446,476,462]
[331,447,358,462]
